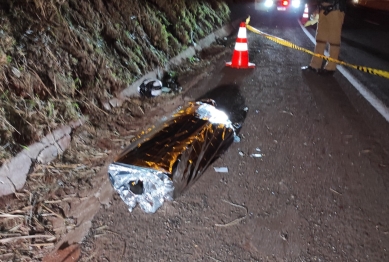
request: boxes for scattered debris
[138,72,183,97]
[215,200,248,227]
[214,167,229,173]
[280,231,288,241]
[282,110,294,116]
[361,149,371,154]
[11,67,21,78]
[215,37,228,46]
[209,256,223,262]
[162,87,172,93]
[0,234,56,244]
[138,79,163,97]
[161,71,183,94]
[330,188,342,195]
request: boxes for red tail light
[282,0,289,6]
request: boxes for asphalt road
[79,3,389,261]
[313,4,389,108]
[244,2,389,136]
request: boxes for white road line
[364,19,380,25]
[298,20,389,122]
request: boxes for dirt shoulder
[77,9,389,261]
[0,0,239,260]
[0,50,232,260]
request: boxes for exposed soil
[0,0,230,162]
[2,1,389,262]
[0,0,233,260]
[77,5,389,262]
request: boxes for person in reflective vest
[302,0,346,76]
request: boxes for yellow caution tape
[245,17,389,79]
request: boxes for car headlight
[265,0,274,7]
[292,0,300,8]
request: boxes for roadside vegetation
[0,0,230,163]
[0,0,231,260]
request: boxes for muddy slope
[0,0,231,162]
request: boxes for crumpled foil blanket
[108,101,235,213]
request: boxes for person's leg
[309,10,329,69]
[324,10,345,71]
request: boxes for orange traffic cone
[301,4,309,23]
[226,22,255,69]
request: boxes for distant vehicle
[255,0,306,16]
[351,0,389,12]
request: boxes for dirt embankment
[0,0,232,260]
[0,0,230,163]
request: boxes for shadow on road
[196,84,247,130]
